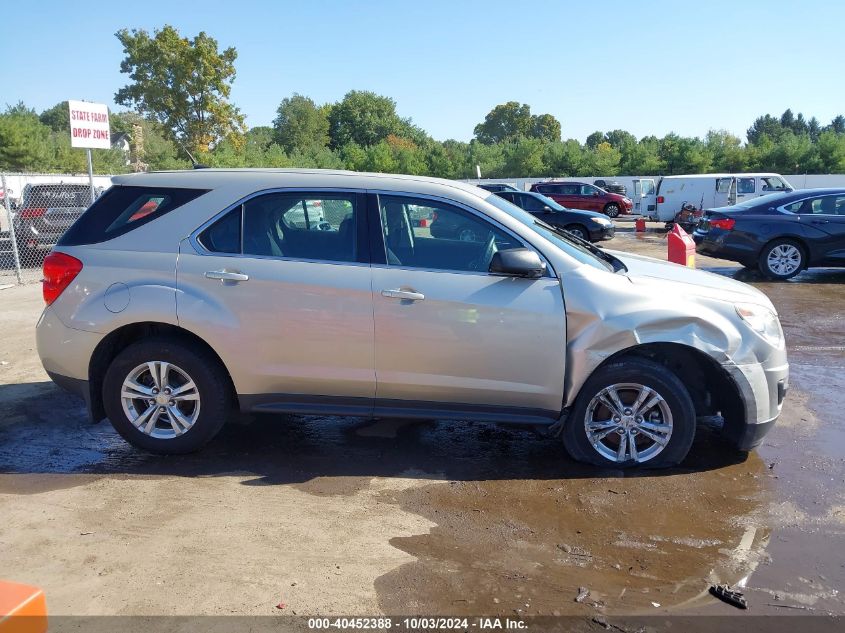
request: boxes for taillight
[657,196,665,204]
[42,252,83,306]
[20,207,46,219]
[710,218,736,231]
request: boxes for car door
[714,177,736,207]
[370,192,567,420]
[176,190,376,412]
[578,184,603,212]
[786,194,845,265]
[632,179,656,215]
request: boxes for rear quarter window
[58,185,209,246]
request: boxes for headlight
[592,217,612,226]
[735,303,784,347]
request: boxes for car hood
[607,250,775,310]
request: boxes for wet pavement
[0,230,844,622]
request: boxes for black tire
[564,224,590,241]
[103,336,233,454]
[562,358,696,469]
[758,239,805,280]
[604,203,620,218]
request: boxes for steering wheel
[470,233,498,272]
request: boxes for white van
[647,173,793,222]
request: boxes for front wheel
[562,358,696,468]
[604,203,620,218]
[565,225,590,241]
[103,337,233,454]
[759,239,804,280]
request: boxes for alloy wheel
[766,244,802,276]
[584,382,673,464]
[120,361,201,439]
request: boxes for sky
[3,0,845,143]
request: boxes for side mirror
[489,248,546,278]
[543,205,553,212]
[592,192,599,197]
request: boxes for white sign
[68,100,111,149]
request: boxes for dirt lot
[1,225,844,626]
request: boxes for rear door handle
[810,219,829,224]
[205,270,249,282]
[382,288,425,301]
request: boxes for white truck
[643,173,793,222]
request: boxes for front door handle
[810,219,829,224]
[382,288,425,301]
[205,270,249,282]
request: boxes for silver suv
[36,169,788,468]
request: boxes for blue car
[694,188,845,279]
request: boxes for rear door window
[241,193,359,263]
[58,185,208,246]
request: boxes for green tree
[473,102,561,144]
[328,90,402,149]
[503,137,546,177]
[816,130,845,172]
[273,94,330,154]
[39,101,70,132]
[543,139,583,176]
[114,25,245,158]
[0,103,52,171]
[585,131,605,149]
[531,113,561,142]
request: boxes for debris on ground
[275,601,286,610]
[709,584,748,609]
[575,586,590,603]
[651,601,661,607]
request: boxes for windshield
[485,194,614,272]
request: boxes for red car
[529,181,633,218]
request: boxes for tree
[747,114,784,144]
[585,131,606,149]
[827,115,845,134]
[114,25,245,158]
[473,102,561,144]
[0,103,52,171]
[474,102,532,144]
[328,90,402,149]
[531,113,561,143]
[273,94,330,154]
[39,102,70,132]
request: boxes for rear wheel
[759,239,804,280]
[103,337,232,454]
[604,203,621,218]
[562,358,696,468]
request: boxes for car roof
[112,168,488,199]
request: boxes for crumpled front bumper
[722,357,789,450]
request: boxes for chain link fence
[1,173,113,284]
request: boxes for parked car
[13,183,97,256]
[494,190,614,242]
[37,169,787,469]
[594,179,627,196]
[529,181,633,218]
[477,183,520,193]
[694,188,845,280]
[651,173,793,222]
